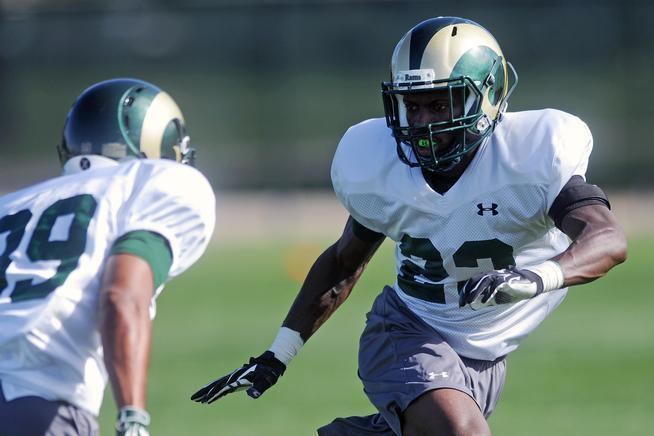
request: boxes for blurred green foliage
[1,0,652,189]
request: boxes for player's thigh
[402,388,491,436]
[358,287,482,435]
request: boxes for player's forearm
[282,243,366,342]
[552,210,627,286]
[99,287,152,409]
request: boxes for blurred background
[1,0,653,191]
[1,1,652,435]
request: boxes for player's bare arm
[282,216,385,341]
[191,216,384,404]
[99,254,154,423]
[461,180,627,309]
[553,204,627,286]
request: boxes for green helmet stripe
[451,46,505,105]
[117,85,160,157]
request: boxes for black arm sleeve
[350,217,385,243]
[548,175,611,229]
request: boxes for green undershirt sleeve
[110,230,173,290]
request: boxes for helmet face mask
[174,131,196,166]
[382,17,518,173]
[58,78,196,168]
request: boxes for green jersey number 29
[0,194,97,302]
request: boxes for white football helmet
[382,17,517,172]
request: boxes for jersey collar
[62,155,120,175]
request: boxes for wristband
[116,406,150,432]
[523,260,564,293]
[268,327,304,366]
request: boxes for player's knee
[402,388,491,436]
[403,414,491,436]
[452,418,491,436]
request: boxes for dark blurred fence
[1,0,651,190]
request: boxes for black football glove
[459,266,544,309]
[115,407,150,436]
[191,351,286,404]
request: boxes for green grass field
[99,237,653,435]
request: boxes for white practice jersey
[332,109,592,360]
[0,159,215,415]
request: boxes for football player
[191,17,626,436]
[0,78,215,435]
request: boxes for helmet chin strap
[433,155,462,172]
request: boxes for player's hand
[191,351,286,404]
[115,407,150,436]
[459,267,543,309]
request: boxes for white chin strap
[62,155,119,175]
[434,155,462,172]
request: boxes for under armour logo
[80,157,91,170]
[427,371,449,380]
[477,203,498,216]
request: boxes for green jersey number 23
[398,235,515,303]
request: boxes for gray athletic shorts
[318,286,507,436]
[0,380,99,436]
